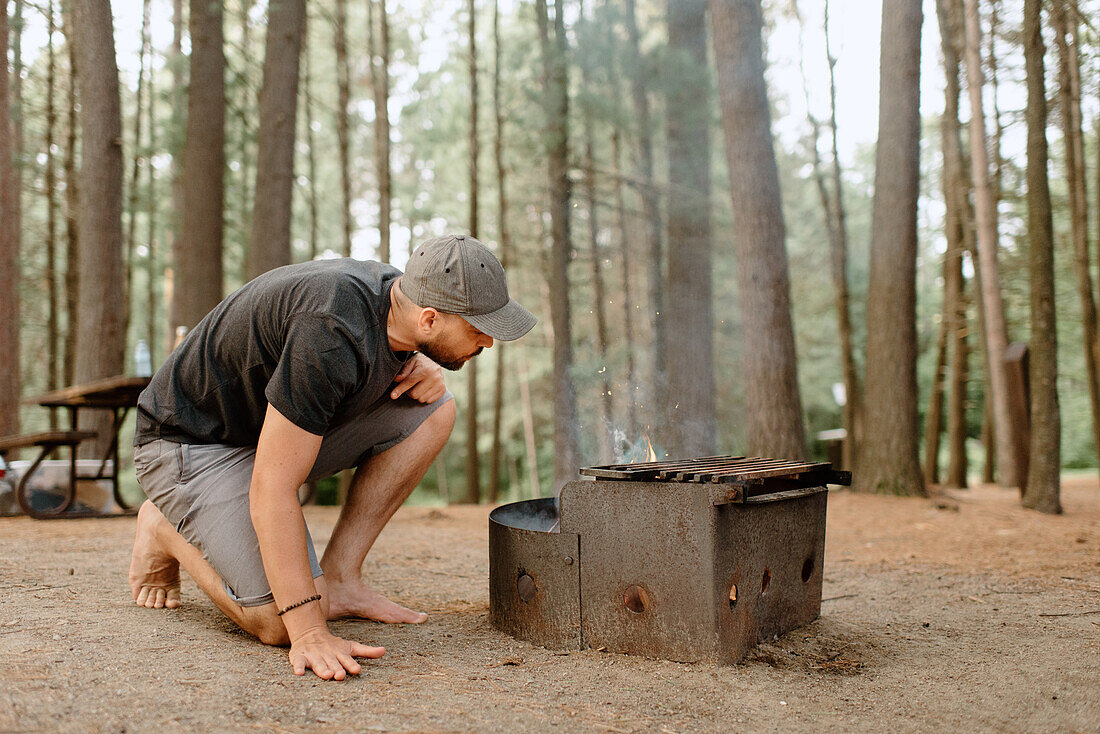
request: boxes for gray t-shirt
[135,259,411,446]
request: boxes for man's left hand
[391,353,447,403]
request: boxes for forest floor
[1,478,1098,733]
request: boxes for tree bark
[0,0,20,437]
[303,25,319,261]
[824,1,860,467]
[71,0,127,454]
[369,0,392,263]
[174,0,226,330]
[124,0,151,333]
[1021,0,1061,514]
[963,0,1017,487]
[334,0,352,257]
[664,0,715,458]
[624,0,664,421]
[536,0,579,488]
[1052,0,1100,470]
[936,0,970,489]
[488,0,510,502]
[711,0,805,460]
[46,0,60,427]
[164,0,185,346]
[247,0,305,278]
[62,0,79,387]
[145,53,159,363]
[465,0,481,504]
[853,0,925,495]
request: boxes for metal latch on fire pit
[489,456,851,664]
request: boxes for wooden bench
[0,431,98,518]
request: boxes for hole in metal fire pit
[802,555,815,583]
[761,568,771,594]
[624,585,649,614]
[728,583,738,610]
[517,573,536,603]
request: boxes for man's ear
[417,307,441,335]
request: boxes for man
[128,234,535,681]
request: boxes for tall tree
[369,0,392,263]
[465,0,481,503]
[624,0,663,419]
[536,0,580,487]
[124,0,152,330]
[303,31,319,261]
[488,0,510,501]
[853,0,924,495]
[247,0,306,278]
[334,0,352,256]
[664,0,714,457]
[579,7,613,461]
[1053,0,1099,468]
[62,0,79,386]
[173,0,226,330]
[45,0,61,425]
[936,0,971,489]
[963,0,1017,487]
[0,0,20,437]
[71,0,126,452]
[711,0,805,459]
[1021,0,1060,513]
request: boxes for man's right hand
[288,625,386,680]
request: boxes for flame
[644,434,657,463]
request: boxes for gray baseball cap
[402,234,537,342]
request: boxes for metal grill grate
[580,455,850,499]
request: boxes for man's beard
[417,337,483,371]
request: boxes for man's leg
[129,500,329,645]
[321,399,455,623]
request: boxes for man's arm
[250,404,384,679]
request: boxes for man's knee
[430,398,457,436]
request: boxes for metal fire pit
[489,456,851,664]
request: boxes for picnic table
[0,375,150,518]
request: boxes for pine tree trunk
[612,125,639,439]
[46,0,60,428]
[62,1,79,387]
[303,28,319,261]
[1052,0,1100,470]
[235,0,255,283]
[334,0,352,257]
[824,1,860,467]
[369,0,392,262]
[1021,0,1061,514]
[536,0,579,488]
[248,0,305,278]
[664,0,715,458]
[174,0,226,329]
[163,0,185,347]
[936,0,970,489]
[145,53,159,363]
[488,0,509,502]
[624,0,664,421]
[963,0,1017,487]
[465,0,481,504]
[579,7,613,462]
[852,0,925,495]
[0,0,20,437]
[923,309,948,486]
[124,0,151,333]
[711,0,805,460]
[71,0,127,455]
[518,356,541,498]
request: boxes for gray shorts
[134,391,453,607]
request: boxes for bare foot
[128,501,182,609]
[325,576,427,624]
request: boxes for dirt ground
[1,478,1098,733]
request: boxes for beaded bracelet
[276,594,322,616]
